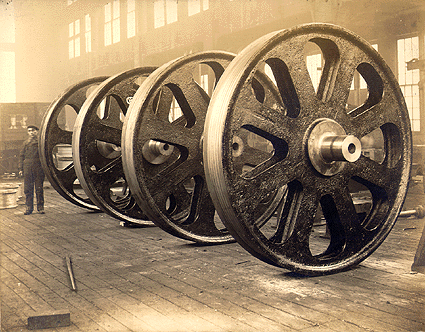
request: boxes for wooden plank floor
[1,181,424,332]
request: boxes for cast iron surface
[72,67,156,225]
[203,23,412,275]
[122,52,237,243]
[39,77,108,210]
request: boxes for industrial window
[105,0,121,46]
[398,36,420,131]
[85,14,92,53]
[188,0,209,16]
[68,19,80,59]
[154,0,177,28]
[127,0,136,38]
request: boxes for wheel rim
[122,51,236,243]
[204,23,412,275]
[72,67,157,225]
[39,77,108,210]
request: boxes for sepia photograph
[0,0,424,331]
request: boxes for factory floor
[1,180,424,332]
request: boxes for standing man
[18,125,45,215]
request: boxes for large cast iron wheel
[72,67,156,225]
[39,77,108,210]
[122,51,237,243]
[203,23,412,275]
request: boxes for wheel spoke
[67,89,91,110]
[270,182,304,243]
[154,87,174,121]
[93,157,123,185]
[147,158,202,197]
[316,39,361,105]
[176,80,210,121]
[167,183,192,217]
[349,156,400,195]
[87,120,123,146]
[233,143,274,173]
[279,189,319,259]
[322,188,364,257]
[142,112,200,148]
[235,96,297,143]
[52,128,73,146]
[232,159,300,213]
[349,99,402,139]
[56,166,78,193]
[268,41,317,113]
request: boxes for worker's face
[27,127,38,138]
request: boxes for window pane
[105,21,112,45]
[188,0,200,16]
[113,19,120,43]
[413,119,420,131]
[85,14,91,31]
[413,68,420,84]
[85,31,91,52]
[413,106,420,119]
[412,36,419,58]
[154,0,165,28]
[68,40,74,58]
[202,0,209,10]
[166,0,177,23]
[405,37,412,61]
[127,11,135,38]
[75,36,80,57]
[127,0,135,12]
[75,19,80,35]
[69,22,74,38]
[105,3,112,22]
[113,0,120,19]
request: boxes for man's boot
[24,207,33,215]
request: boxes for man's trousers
[23,163,45,211]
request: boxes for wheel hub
[142,140,175,164]
[307,119,361,176]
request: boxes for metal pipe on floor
[65,255,77,291]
